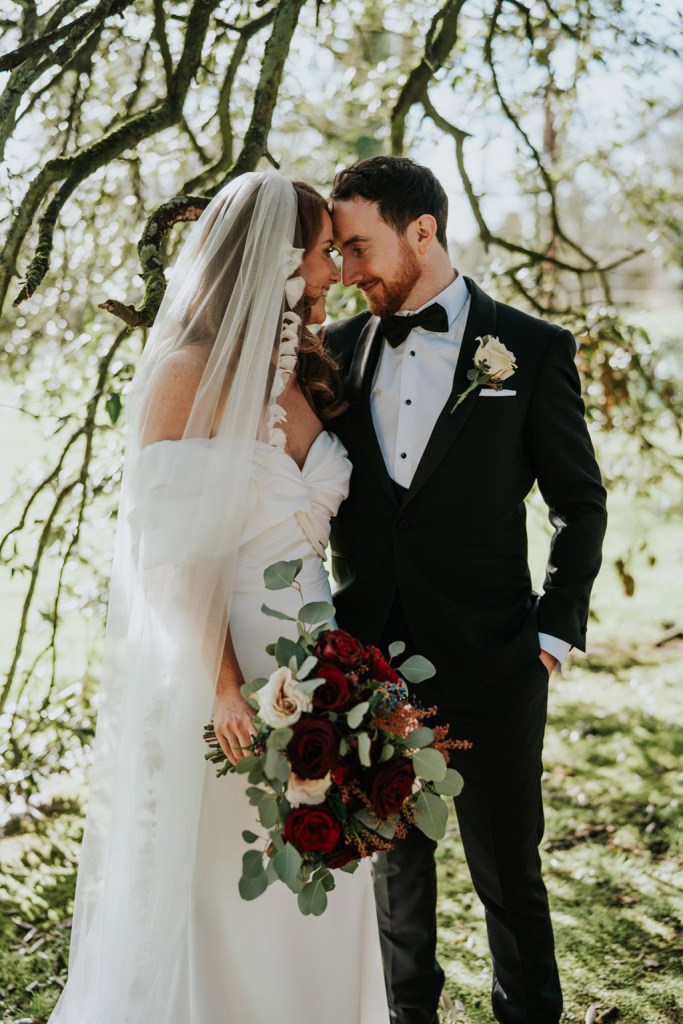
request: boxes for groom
[325,156,607,1024]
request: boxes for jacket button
[397,519,410,531]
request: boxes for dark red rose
[312,663,355,712]
[288,716,341,779]
[364,645,400,684]
[326,843,359,869]
[313,629,365,669]
[331,762,355,786]
[367,757,416,819]
[284,804,342,854]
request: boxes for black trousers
[374,597,562,1024]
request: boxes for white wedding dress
[142,430,389,1023]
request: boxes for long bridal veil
[49,172,301,1022]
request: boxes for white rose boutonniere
[255,666,311,728]
[451,335,517,412]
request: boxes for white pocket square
[479,388,517,397]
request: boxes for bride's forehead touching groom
[325,156,607,1024]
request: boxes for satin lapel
[401,278,498,509]
[344,316,397,506]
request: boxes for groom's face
[332,198,421,316]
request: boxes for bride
[49,172,389,1023]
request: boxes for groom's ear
[410,214,438,255]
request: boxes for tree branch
[183,8,276,194]
[3,0,222,315]
[102,0,306,328]
[390,0,467,155]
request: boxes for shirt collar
[411,270,469,328]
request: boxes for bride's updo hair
[291,182,347,421]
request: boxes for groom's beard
[363,239,421,316]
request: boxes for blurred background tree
[0,0,681,799]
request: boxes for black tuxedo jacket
[325,277,607,707]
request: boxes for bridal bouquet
[204,559,468,916]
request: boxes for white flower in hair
[284,245,305,276]
[284,275,306,308]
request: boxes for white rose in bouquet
[256,666,310,727]
[285,772,332,807]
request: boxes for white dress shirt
[369,272,571,669]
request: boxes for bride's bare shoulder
[140,344,211,447]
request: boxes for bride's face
[300,210,341,325]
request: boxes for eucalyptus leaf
[298,600,335,625]
[266,726,293,749]
[413,789,449,841]
[379,743,395,762]
[405,726,435,748]
[234,754,259,774]
[297,654,319,679]
[296,623,316,647]
[432,767,464,797]
[346,701,370,729]
[398,655,436,683]
[247,760,265,785]
[242,830,259,844]
[265,748,290,784]
[258,793,280,828]
[412,747,448,782]
[339,737,349,756]
[239,871,268,901]
[263,559,303,590]
[275,636,304,668]
[339,859,360,874]
[388,640,406,658]
[261,603,297,622]
[297,877,328,916]
[246,786,265,806]
[357,731,372,767]
[354,807,396,839]
[272,843,303,887]
[241,849,265,879]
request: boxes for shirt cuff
[538,633,572,671]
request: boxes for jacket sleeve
[527,328,608,650]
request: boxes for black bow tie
[380,302,449,348]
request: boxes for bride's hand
[213,692,256,766]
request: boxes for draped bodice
[128,431,351,574]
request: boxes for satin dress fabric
[169,431,389,1024]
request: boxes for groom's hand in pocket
[539,650,558,678]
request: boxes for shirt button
[410,350,416,357]
[400,452,407,459]
[405,399,412,406]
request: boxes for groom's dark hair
[330,156,448,249]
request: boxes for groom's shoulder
[482,287,575,356]
[323,310,373,365]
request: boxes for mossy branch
[183,8,276,194]
[3,0,222,316]
[211,0,308,190]
[390,0,467,155]
[100,197,209,328]
[103,0,306,327]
